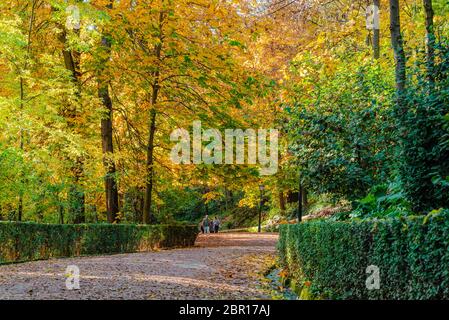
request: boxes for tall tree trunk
[143,107,157,224]
[373,0,380,59]
[18,79,24,222]
[279,191,286,212]
[70,158,85,224]
[56,14,85,223]
[224,187,229,212]
[297,177,303,222]
[389,0,407,110]
[17,0,37,221]
[143,12,164,225]
[99,81,120,223]
[97,3,120,223]
[59,202,64,224]
[423,0,435,84]
[139,189,145,223]
[302,188,308,210]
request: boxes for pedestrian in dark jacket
[209,220,214,233]
[213,216,220,233]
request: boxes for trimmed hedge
[278,210,449,299]
[0,222,198,264]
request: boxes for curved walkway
[0,232,278,300]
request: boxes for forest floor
[0,232,278,300]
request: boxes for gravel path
[0,232,278,300]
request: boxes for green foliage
[342,180,412,220]
[0,222,198,264]
[0,146,24,217]
[287,56,396,200]
[397,40,449,213]
[278,210,449,299]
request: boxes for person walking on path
[213,216,221,233]
[209,220,214,233]
[202,215,210,234]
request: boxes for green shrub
[397,41,449,213]
[278,210,449,299]
[0,222,198,264]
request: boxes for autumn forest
[1,0,449,301]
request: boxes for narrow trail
[0,233,278,300]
